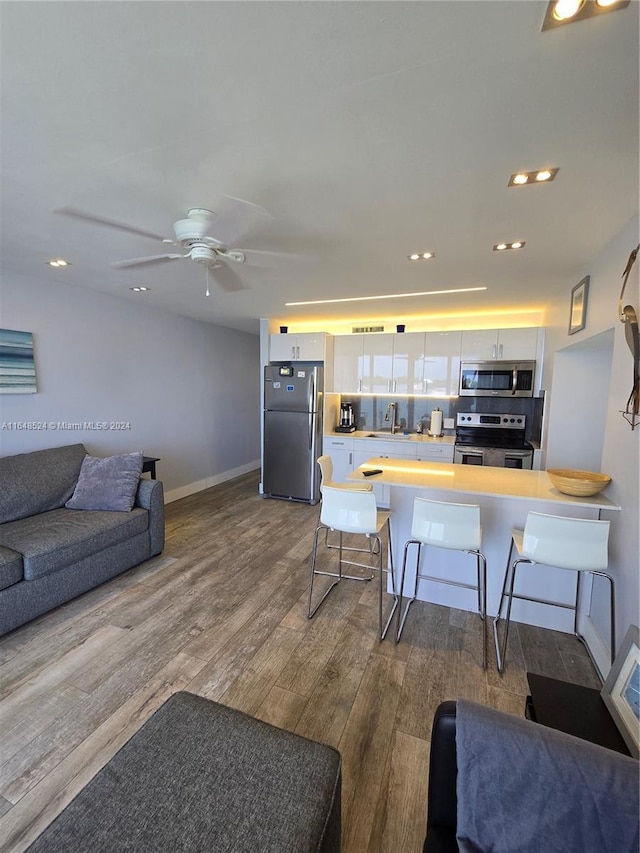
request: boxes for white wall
[0,272,261,501]
[544,216,640,674]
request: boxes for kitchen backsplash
[348,395,544,443]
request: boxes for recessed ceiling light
[408,252,435,261]
[554,0,584,20]
[46,258,71,267]
[542,0,629,29]
[493,242,526,251]
[508,168,558,186]
[285,286,487,307]
[130,286,150,292]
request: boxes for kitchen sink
[365,431,413,439]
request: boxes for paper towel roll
[429,408,443,436]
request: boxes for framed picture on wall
[601,624,640,758]
[568,276,589,335]
[0,328,37,394]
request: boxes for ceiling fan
[55,197,295,293]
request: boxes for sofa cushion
[0,444,87,524]
[0,544,23,591]
[65,451,143,512]
[0,507,148,580]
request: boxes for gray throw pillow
[65,451,143,512]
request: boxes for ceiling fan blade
[208,263,248,293]
[55,206,169,242]
[112,253,186,269]
[209,195,273,247]
[227,248,313,269]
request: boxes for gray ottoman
[28,692,341,852]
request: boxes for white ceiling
[1,1,638,335]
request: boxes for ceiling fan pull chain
[205,266,210,297]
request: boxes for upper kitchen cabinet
[391,332,427,394]
[334,334,393,393]
[460,327,539,361]
[422,330,462,396]
[333,335,366,392]
[270,332,328,362]
[333,332,425,394]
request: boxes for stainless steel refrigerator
[263,364,323,505]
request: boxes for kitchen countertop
[327,431,456,445]
[347,457,620,511]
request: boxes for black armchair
[423,701,457,853]
[423,699,639,853]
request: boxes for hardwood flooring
[0,472,601,852]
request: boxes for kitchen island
[348,458,620,633]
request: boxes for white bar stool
[308,485,398,641]
[317,455,373,493]
[396,498,487,669]
[316,455,378,575]
[493,512,614,674]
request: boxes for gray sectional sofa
[0,443,164,636]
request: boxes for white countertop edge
[326,431,456,445]
[347,457,620,511]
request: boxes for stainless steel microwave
[459,361,536,397]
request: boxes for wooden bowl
[547,469,612,497]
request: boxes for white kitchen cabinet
[333,335,365,392]
[415,444,454,463]
[391,332,426,394]
[333,334,394,393]
[270,332,326,362]
[423,330,462,396]
[460,327,538,361]
[361,334,394,393]
[323,436,355,483]
[333,332,424,394]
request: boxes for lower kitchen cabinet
[324,436,455,506]
[322,437,355,483]
[416,444,454,463]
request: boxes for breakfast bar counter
[348,458,620,511]
[348,458,620,632]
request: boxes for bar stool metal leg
[379,520,398,641]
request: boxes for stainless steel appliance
[454,412,534,469]
[336,400,356,433]
[263,364,323,504]
[459,361,535,397]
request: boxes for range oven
[454,413,534,469]
[459,361,535,397]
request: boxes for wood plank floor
[0,472,601,852]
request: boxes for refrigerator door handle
[309,372,315,413]
[308,412,314,450]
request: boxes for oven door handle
[511,367,518,395]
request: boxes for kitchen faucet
[385,402,399,434]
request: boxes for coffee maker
[336,400,356,433]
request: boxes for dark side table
[142,456,160,479]
[526,672,631,755]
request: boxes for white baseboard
[580,614,611,681]
[163,459,260,504]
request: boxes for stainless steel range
[454,412,534,469]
